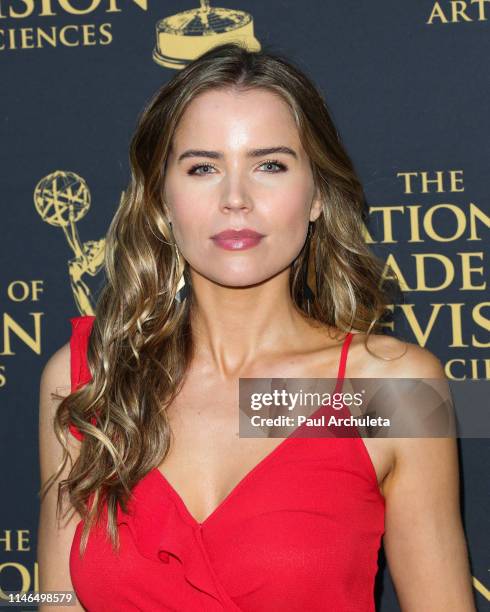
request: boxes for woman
[38,42,476,610]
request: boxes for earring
[169,221,189,303]
[303,221,315,303]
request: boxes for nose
[219,174,254,215]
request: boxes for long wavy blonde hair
[41,42,402,556]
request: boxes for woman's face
[163,87,322,288]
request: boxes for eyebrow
[177,146,298,163]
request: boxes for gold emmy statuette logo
[33,171,106,316]
[152,0,261,69]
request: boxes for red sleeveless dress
[68,315,385,611]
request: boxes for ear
[309,187,322,222]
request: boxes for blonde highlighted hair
[41,42,402,555]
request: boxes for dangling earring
[169,221,189,303]
[303,221,315,304]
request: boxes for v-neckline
[151,433,294,529]
[150,332,353,529]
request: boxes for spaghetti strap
[334,331,353,394]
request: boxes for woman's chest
[160,374,392,524]
[71,439,385,611]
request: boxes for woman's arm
[37,342,86,612]
[381,345,476,611]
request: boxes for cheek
[172,209,202,254]
[269,188,310,241]
[165,181,200,233]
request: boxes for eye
[187,159,287,176]
[187,163,217,176]
[259,159,287,172]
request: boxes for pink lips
[210,228,265,251]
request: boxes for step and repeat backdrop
[1,1,488,610]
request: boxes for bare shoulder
[39,341,73,440]
[39,339,78,472]
[39,340,80,490]
[40,340,72,395]
[348,331,452,482]
[348,330,446,379]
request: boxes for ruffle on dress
[114,468,240,608]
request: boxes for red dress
[68,315,385,611]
